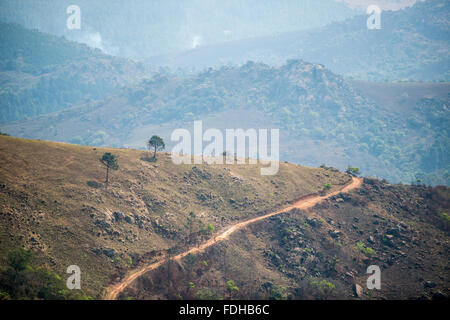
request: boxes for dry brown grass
[0,136,350,297]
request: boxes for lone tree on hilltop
[100,152,119,187]
[147,135,165,160]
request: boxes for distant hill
[0,22,152,122]
[149,0,450,82]
[2,60,448,185]
[0,0,358,59]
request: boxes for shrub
[269,285,287,300]
[226,280,239,292]
[196,288,219,300]
[0,248,91,300]
[8,247,32,271]
[356,241,376,257]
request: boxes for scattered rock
[352,284,363,297]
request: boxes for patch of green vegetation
[356,241,376,257]
[327,256,339,269]
[0,22,151,123]
[70,131,107,146]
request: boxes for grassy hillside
[3,60,448,185]
[0,136,350,298]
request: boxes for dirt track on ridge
[104,177,363,300]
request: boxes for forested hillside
[0,22,152,122]
[0,136,349,298]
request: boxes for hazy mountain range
[149,0,450,81]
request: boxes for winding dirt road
[104,177,362,300]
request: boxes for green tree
[0,248,91,300]
[147,135,165,160]
[356,241,376,257]
[100,152,119,186]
